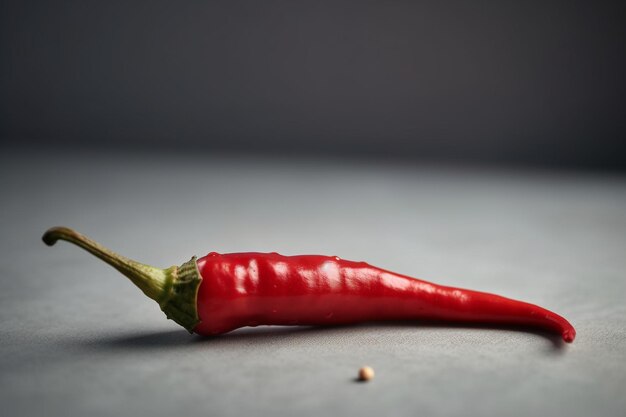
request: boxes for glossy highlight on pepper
[42,227,576,342]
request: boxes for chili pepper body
[194,252,575,342]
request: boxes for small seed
[358,366,375,381]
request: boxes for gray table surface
[1,150,625,417]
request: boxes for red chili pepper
[42,227,576,342]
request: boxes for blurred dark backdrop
[1,1,625,169]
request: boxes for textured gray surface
[1,150,625,417]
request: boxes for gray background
[2,1,625,169]
[1,150,625,417]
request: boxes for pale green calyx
[42,227,202,332]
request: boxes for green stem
[42,227,202,332]
[43,227,172,301]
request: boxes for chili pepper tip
[563,329,576,343]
